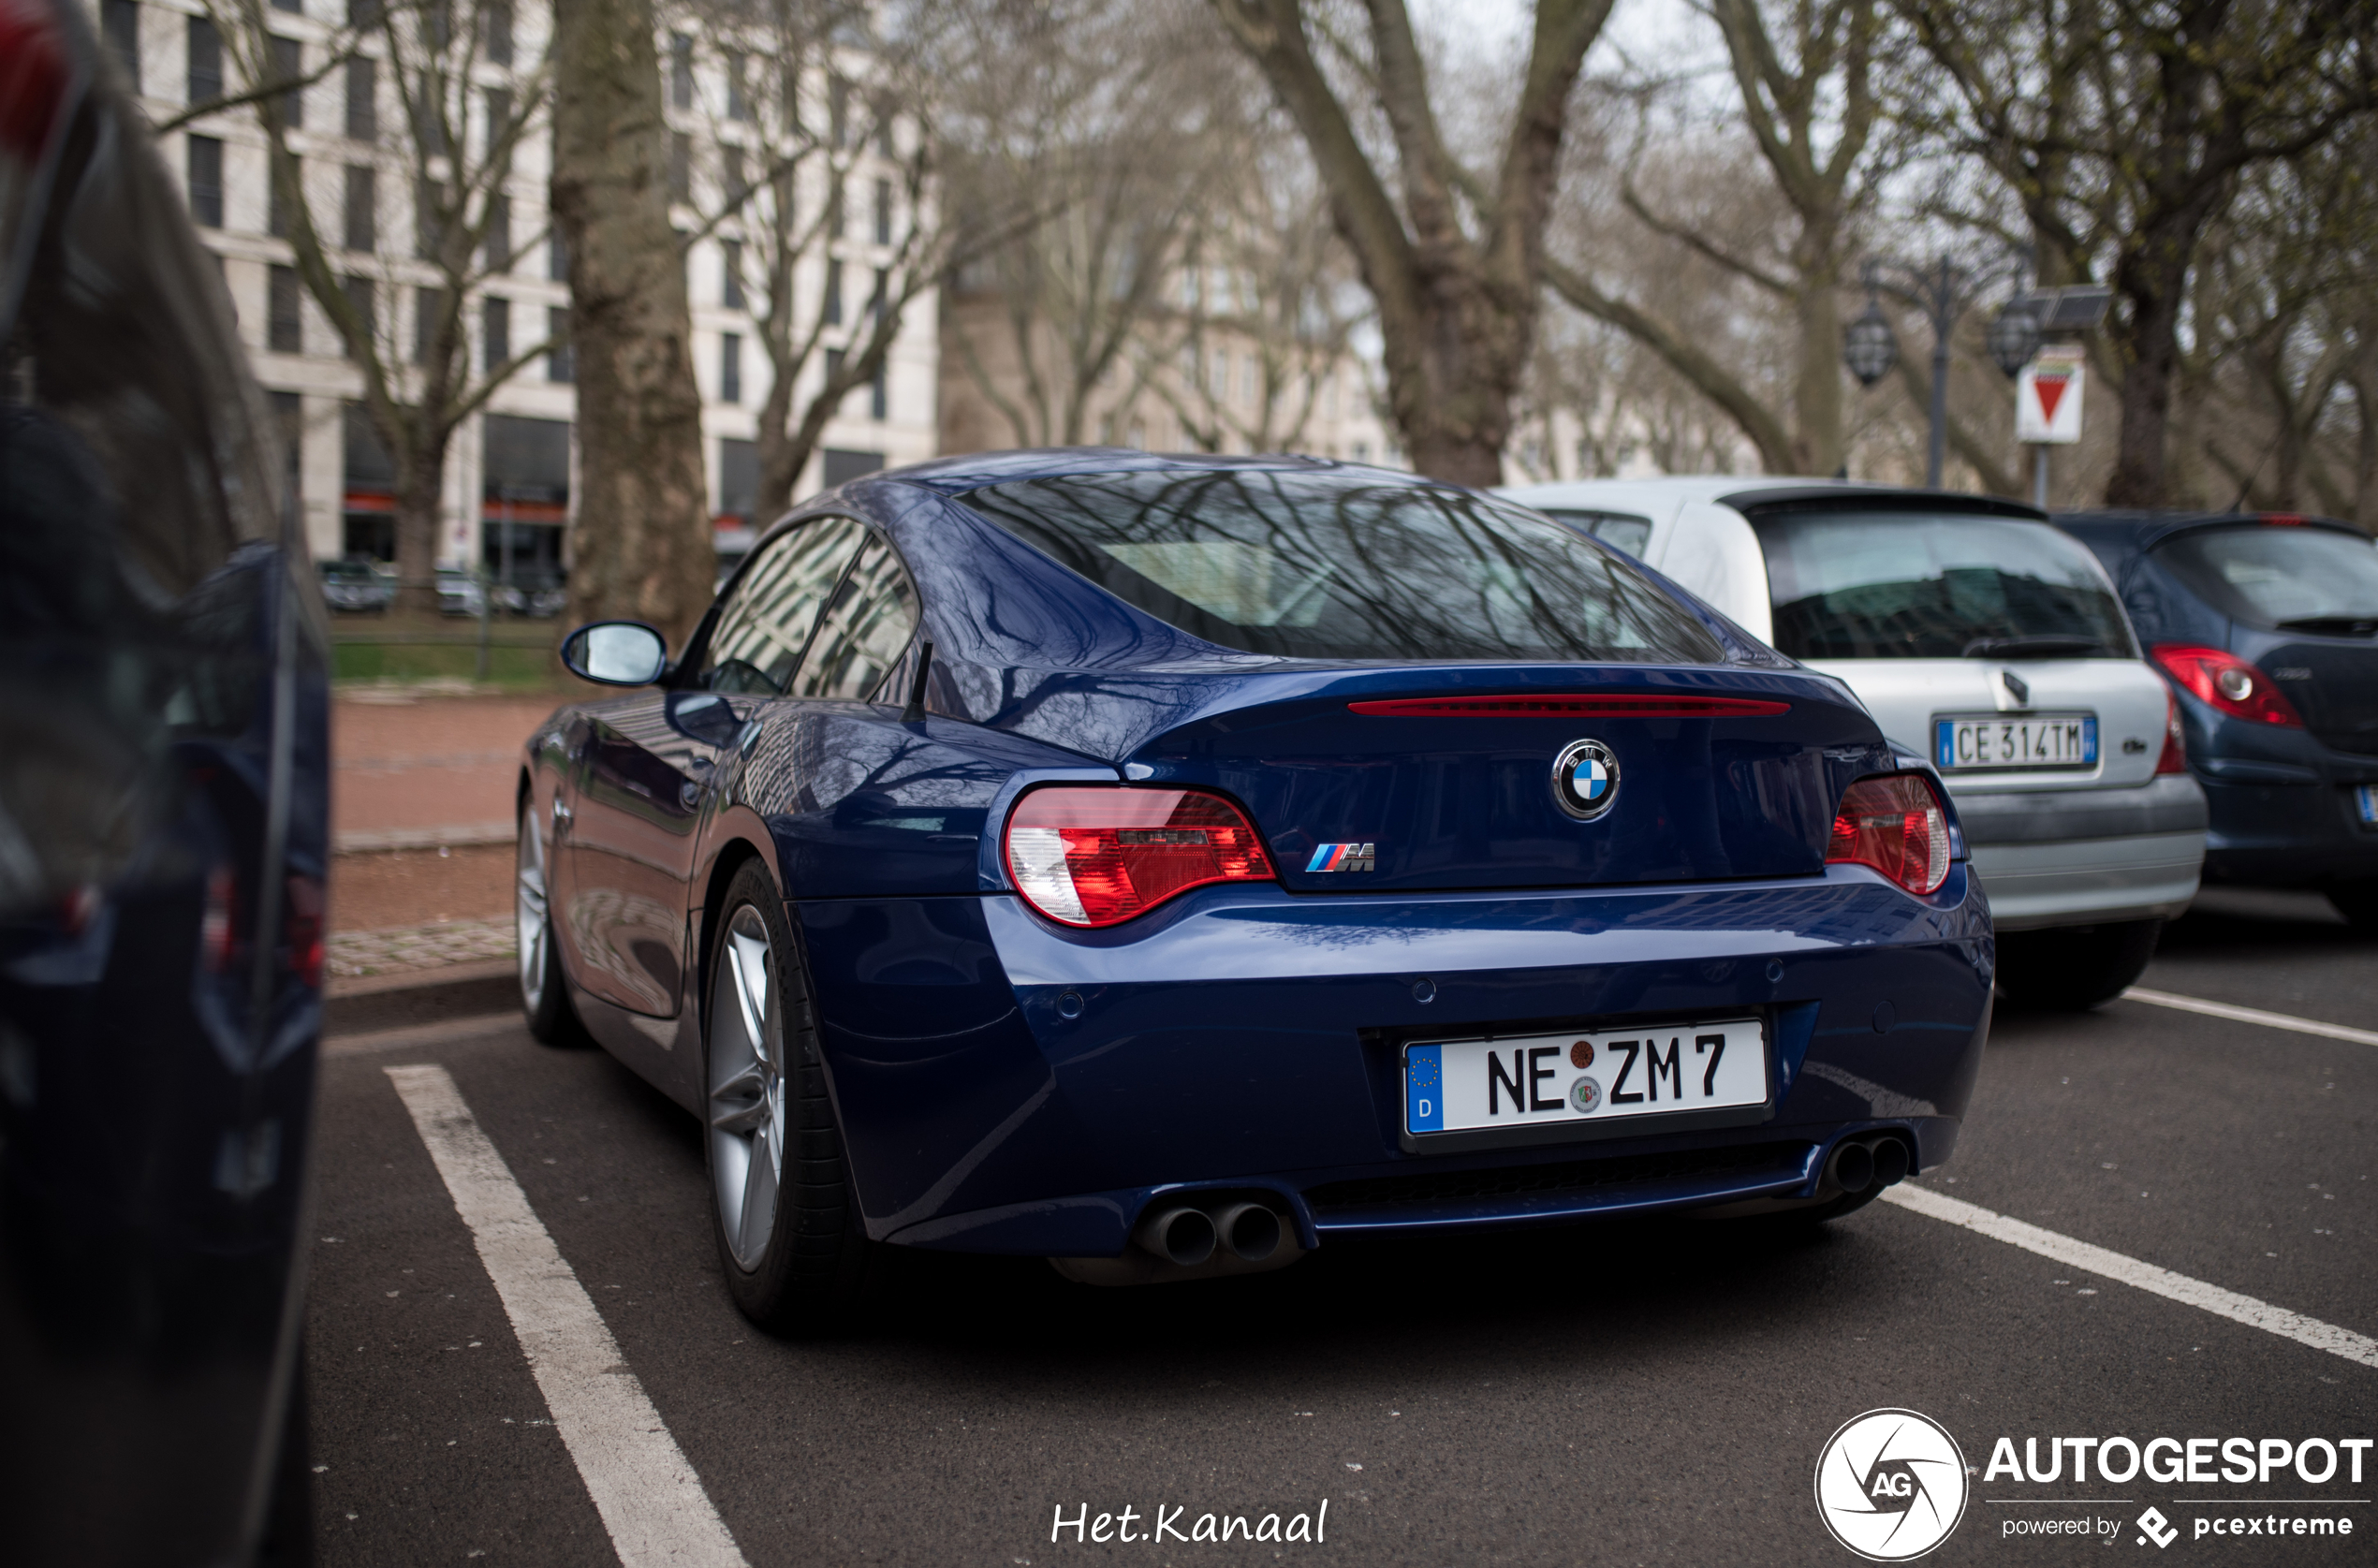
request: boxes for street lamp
[1842,299,1899,388]
[1985,298,2042,381]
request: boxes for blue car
[1,2,330,1558]
[528,454,1993,1330]
[2056,510,2378,924]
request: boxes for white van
[1499,478,2208,1008]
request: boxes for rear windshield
[2152,526,2378,632]
[1754,509,2135,660]
[962,469,1726,664]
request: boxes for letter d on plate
[1405,1046,1443,1133]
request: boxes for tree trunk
[1790,276,1843,476]
[2104,231,2192,507]
[753,342,803,522]
[550,0,715,652]
[389,454,445,617]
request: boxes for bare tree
[209,0,554,611]
[1898,0,2378,506]
[1209,0,1615,485]
[1546,0,1900,477]
[939,0,1244,451]
[551,0,712,644]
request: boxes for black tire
[517,803,587,1046]
[2327,881,2378,928]
[703,859,878,1335]
[1994,917,2164,1010]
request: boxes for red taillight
[284,874,325,989]
[1828,774,1951,895]
[201,866,237,971]
[2150,644,2304,727]
[1004,787,1274,928]
[2155,691,2189,775]
[1347,694,1789,718]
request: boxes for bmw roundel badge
[1552,739,1621,821]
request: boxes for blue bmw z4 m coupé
[524,452,1993,1330]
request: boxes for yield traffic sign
[2017,346,2086,443]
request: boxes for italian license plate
[1934,712,2097,770]
[2356,784,2378,828]
[1404,1019,1769,1136]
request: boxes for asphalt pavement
[303,888,2375,1566]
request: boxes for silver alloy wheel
[516,810,550,1010]
[708,905,785,1271]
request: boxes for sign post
[2016,344,2086,508]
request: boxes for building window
[870,361,886,421]
[101,0,139,94]
[873,178,891,245]
[345,55,375,139]
[823,260,842,326]
[548,226,566,283]
[546,306,572,382]
[482,295,509,370]
[726,51,748,120]
[484,192,510,271]
[349,0,383,26]
[780,59,801,133]
[484,87,513,172]
[828,177,844,239]
[870,267,886,324]
[824,346,844,393]
[415,286,444,364]
[185,135,224,227]
[877,102,896,158]
[268,264,303,353]
[340,274,374,357]
[718,436,757,521]
[668,34,693,110]
[828,76,848,147]
[344,164,374,250]
[186,16,222,105]
[667,132,690,203]
[721,240,744,310]
[269,389,302,527]
[270,35,302,126]
[483,0,512,66]
[720,332,741,403]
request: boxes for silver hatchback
[1502,478,2208,1008]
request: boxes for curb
[325,958,520,1037]
[334,823,515,854]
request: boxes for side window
[1541,507,1652,560]
[795,536,919,701]
[698,516,866,693]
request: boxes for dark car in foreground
[2056,510,2378,924]
[521,452,1995,1333]
[1,2,329,1561]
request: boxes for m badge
[1306,843,1376,872]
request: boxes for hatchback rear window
[2153,525,2378,633]
[962,469,1726,664]
[1753,509,2134,660]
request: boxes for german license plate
[1404,1019,1768,1136]
[2356,784,2378,828]
[1934,712,2097,770]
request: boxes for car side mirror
[561,621,669,686]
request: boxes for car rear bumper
[1953,775,2206,929]
[2199,760,2378,887]
[793,864,1993,1255]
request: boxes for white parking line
[385,1064,749,1568]
[1883,1183,2378,1371]
[2122,987,2378,1048]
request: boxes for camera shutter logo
[1813,1408,1969,1561]
[1551,740,1621,821]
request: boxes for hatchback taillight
[1828,774,1951,895]
[2155,691,2190,775]
[1004,787,1274,927]
[2150,644,2303,727]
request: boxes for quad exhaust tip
[1050,1196,1303,1286]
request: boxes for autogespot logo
[1815,1408,1971,1561]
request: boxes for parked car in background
[1501,478,2206,1009]
[1,2,328,1559]
[2055,510,2378,926]
[437,564,487,616]
[523,453,1992,1333]
[492,567,568,618]
[318,556,395,612]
